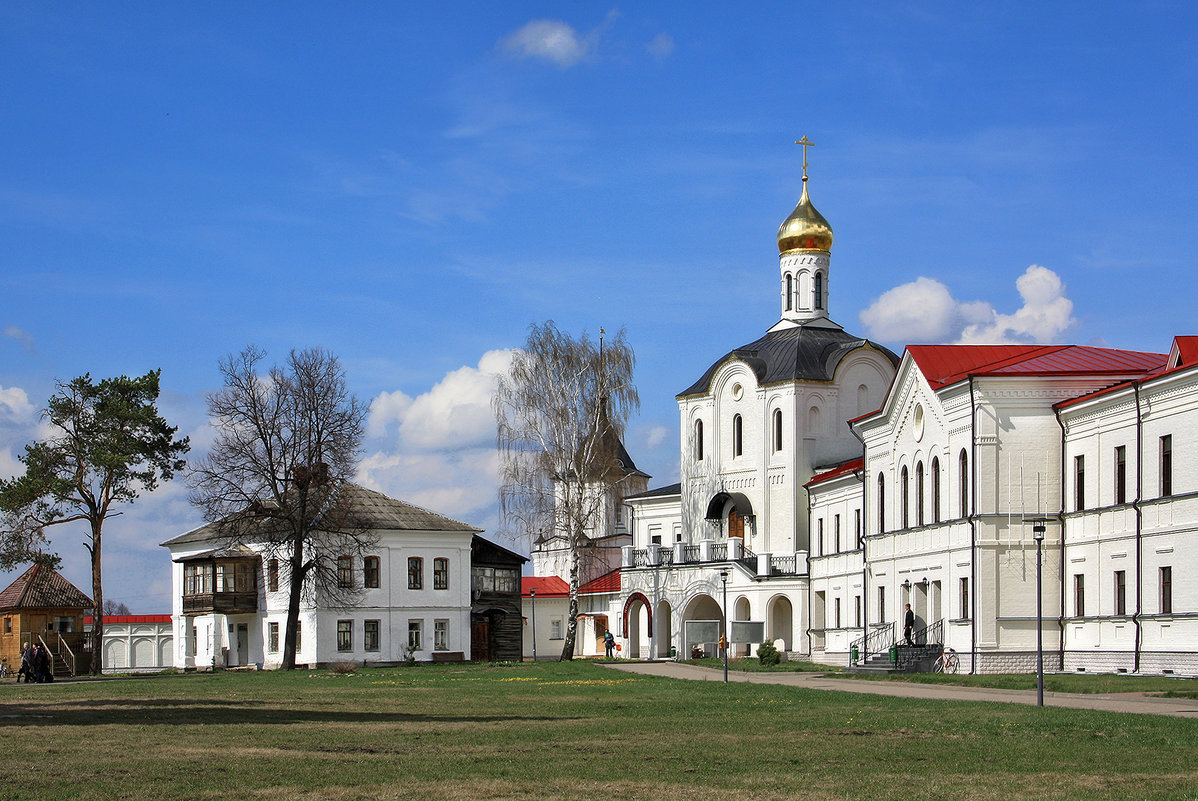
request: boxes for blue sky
[2,3,1196,611]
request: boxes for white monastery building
[162,482,523,669]
[526,154,1198,675]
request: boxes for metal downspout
[969,376,978,674]
[851,421,869,659]
[1133,384,1144,673]
[803,481,814,657]
[1054,406,1068,669]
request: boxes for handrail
[57,633,76,676]
[909,617,943,647]
[849,621,895,665]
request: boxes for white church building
[526,156,1198,675]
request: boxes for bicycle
[932,647,960,674]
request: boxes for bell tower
[774,136,835,329]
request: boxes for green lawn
[2,661,1197,800]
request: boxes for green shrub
[757,641,780,667]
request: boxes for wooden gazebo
[0,563,93,676]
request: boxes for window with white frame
[434,619,449,651]
[408,619,423,652]
[364,620,380,651]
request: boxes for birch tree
[494,322,638,660]
[0,371,189,673]
[188,346,370,670]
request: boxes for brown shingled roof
[0,563,93,611]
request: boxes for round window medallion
[732,383,743,401]
[913,404,925,441]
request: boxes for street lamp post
[1031,519,1047,707]
[720,569,729,684]
[529,587,537,663]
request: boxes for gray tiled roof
[161,481,479,547]
[679,323,899,397]
[625,482,682,501]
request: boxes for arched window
[857,384,869,415]
[785,274,793,311]
[808,405,821,434]
[959,449,969,517]
[876,473,886,534]
[814,272,824,310]
[732,414,743,457]
[901,466,910,529]
[773,409,783,452]
[694,420,704,461]
[915,462,925,527]
[931,456,941,523]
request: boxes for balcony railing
[681,544,700,563]
[182,591,258,615]
[769,555,798,575]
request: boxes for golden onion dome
[776,181,833,254]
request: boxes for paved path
[600,661,1198,719]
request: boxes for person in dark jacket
[904,604,915,645]
[17,643,32,683]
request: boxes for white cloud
[860,265,1076,345]
[367,389,413,439]
[3,326,35,353]
[502,20,590,67]
[367,349,513,451]
[646,425,669,447]
[646,33,674,59]
[356,447,501,521]
[0,386,35,424]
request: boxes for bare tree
[103,599,132,616]
[0,371,189,674]
[188,346,370,670]
[494,322,638,660]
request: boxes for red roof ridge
[806,458,864,488]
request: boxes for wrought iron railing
[769,555,798,575]
[849,621,895,666]
[909,617,943,647]
[709,542,728,561]
[632,549,650,567]
[738,545,757,573]
[657,549,674,566]
[681,545,700,563]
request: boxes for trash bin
[670,645,676,658]
[889,644,898,665]
[850,645,859,664]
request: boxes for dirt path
[600,660,1198,719]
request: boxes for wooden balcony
[182,591,258,615]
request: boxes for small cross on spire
[795,135,815,182]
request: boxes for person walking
[903,603,915,646]
[604,630,616,658]
[17,643,32,683]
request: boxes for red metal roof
[805,458,864,488]
[907,344,1167,390]
[1169,336,1198,368]
[579,569,621,595]
[83,614,172,624]
[522,576,569,598]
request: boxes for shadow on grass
[0,698,576,728]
